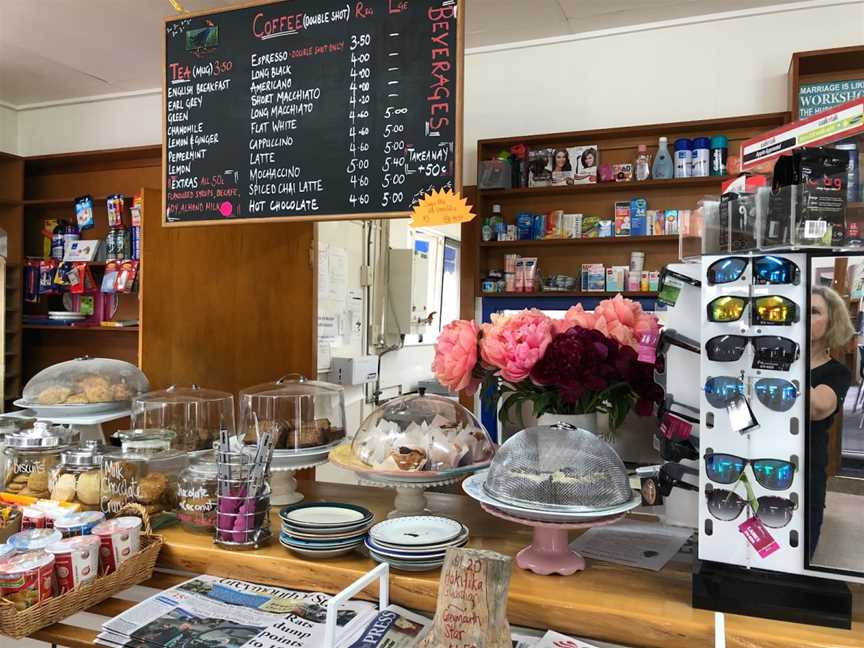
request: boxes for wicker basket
[0,534,163,638]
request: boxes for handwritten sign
[163,0,462,225]
[419,548,512,648]
[410,188,475,228]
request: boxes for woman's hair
[813,285,856,349]
[580,148,597,167]
[552,148,571,171]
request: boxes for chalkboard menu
[164,0,462,225]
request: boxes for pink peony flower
[480,309,554,383]
[432,320,481,393]
[562,295,661,350]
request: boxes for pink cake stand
[481,503,624,576]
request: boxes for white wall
[14,91,161,157]
[7,3,864,173]
[0,105,18,155]
[462,1,864,184]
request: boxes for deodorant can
[674,139,692,179]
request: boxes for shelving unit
[0,145,160,399]
[22,324,140,332]
[461,112,790,321]
[480,235,678,248]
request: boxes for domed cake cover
[22,357,149,406]
[239,374,347,451]
[483,423,633,512]
[351,391,494,473]
[131,385,235,453]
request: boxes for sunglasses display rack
[694,252,852,628]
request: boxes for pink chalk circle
[219,201,233,217]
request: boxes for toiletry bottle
[652,137,674,180]
[634,144,651,181]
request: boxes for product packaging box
[517,212,534,240]
[641,271,650,291]
[613,163,634,182]
[614,202,631,236]
[563,213,582,239]
[649,271,660,292]
[649,210,664,235]
[582,264,606,291]
[572,145,599,184]
[606,266,628,292]
[546,210,564,238]
[665,210,679,235]
[599,220,614,237]
[581,215,600,238]
[630,198,648,236]
[528,148,553,187]
[627,274,642,292]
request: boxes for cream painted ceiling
[0,0,815,106]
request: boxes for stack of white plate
[279,502,373,559]
[48,311,86,322]
[365,516,469,572]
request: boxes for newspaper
[341,604,431,647]
[533,630,600,647]
[95,575,376,648]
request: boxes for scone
[37,386,71,405]
[65,393,89,404]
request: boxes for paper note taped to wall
[410,188,475,228]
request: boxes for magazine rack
[323,563,390,648]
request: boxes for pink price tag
[637,333,659,364]
[739,516,780,558]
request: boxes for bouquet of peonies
[432,295,664,430]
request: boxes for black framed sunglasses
[704,452,796,491]
[706,256,800,285]
[659,463,699,497]
[658,434,699,463]
[705,488,797,528]
[705,335,800,370]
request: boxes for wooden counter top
[153,481,863,648]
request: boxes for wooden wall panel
[140,187,316,395]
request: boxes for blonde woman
[809,285,855,555]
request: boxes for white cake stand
[358,474,462,519]
[269,442,340,506]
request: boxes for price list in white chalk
[163,0,460,224]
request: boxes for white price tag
[804,219,828,239]
[727,396,759,434]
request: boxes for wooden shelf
[23,324,139,332]
[0,198,21,207]
[481,235,677,248]
[482,291,657,299]
[22,195,127,207]
[479,176,729,199]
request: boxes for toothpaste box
[582,264,606,292]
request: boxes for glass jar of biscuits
[177,454,218,533]
[4,423,70,499]
[100,447,189,520]
[48,445,104,510]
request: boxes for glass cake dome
[22,357,149,406]
[483,423,633,512]
[351,391,495,473]
[239,374,346,451]
[131,385,235,452]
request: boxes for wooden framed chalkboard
[163,0,463,226]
